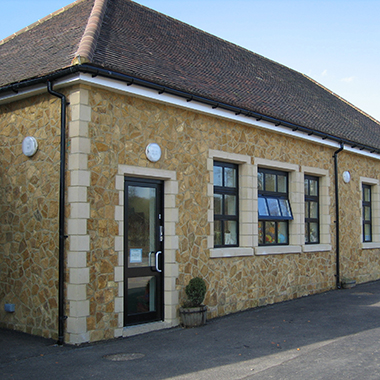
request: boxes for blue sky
[2,0,379,121]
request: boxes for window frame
[258,168,292,246]
[304,175,320,244]
[362,183,372,243]
[213,161,239,248]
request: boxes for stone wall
[83,85,380,336]
[0,93,62,339]
[2,82,380,343]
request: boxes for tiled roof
[1,0,379,151]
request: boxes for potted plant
[179,277,207,327]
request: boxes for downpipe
[47,81,67,345]
[333,142,344,289]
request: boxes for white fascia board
[2,72,380,162]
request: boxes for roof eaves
[0,0,87,46]
[72,0,109,65]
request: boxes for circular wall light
[343,171,351,183]
[22,136,38,157]
[145,143,161,162]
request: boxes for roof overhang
[1,65,380,161]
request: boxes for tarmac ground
[2,280,380,379]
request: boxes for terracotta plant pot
[179,305,207,327]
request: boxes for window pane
[265,221,276,244]
[258,221,264,245]
[225,221,237,245]
[267,198,281,216]
[364,206,371,221]
[305,223,309,243]
[279,199,292,218]
[305,201,310,218]
[304,179,309,196]
[225,194,237,215]
[265,173,276,192]
[258,172,264,191]
[278,222,288,244]
[214,220,222,246]
[277,175,287,193]
[214,166,222,186]
[258,197,269,217]
[364,187,371,202]
[310,180,318,196]
[310,201,318,219]
[214,194,223,215]
[364,224,371,242]
[309,222,319,243]
[224,167,237,188]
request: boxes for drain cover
[103,353,145,362]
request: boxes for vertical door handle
[155,251,162,272]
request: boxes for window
[214,162,238,247]
[362,184,372,242]
[304,176,319,244]
[258,168,293,245]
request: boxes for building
[1,0,380,344]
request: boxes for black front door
[124,177,164,325]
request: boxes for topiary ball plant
[184,277,206,308]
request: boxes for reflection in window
[362,184,372,242]
[258,169,292,245]
[214,162,239,247]
[305,176,319,244]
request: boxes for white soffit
[2,72,380,161]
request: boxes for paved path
[2,280,380,379]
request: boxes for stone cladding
[0,93,63,339]
[2,83,380,343]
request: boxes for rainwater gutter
[1,64,380,156]
[333,142,344,289]
[47,80,67,345]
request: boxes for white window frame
[360,177,380,249]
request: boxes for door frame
[123,177,164,326]
[114,165,179,337]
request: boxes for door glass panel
[127,276,156,314]
[128,186,156,268]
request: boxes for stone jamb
[208,149,254,258]
[114,165,179,338]
[360,176,380,249]
[66,88,91,344]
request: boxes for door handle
[155,251,162,273]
